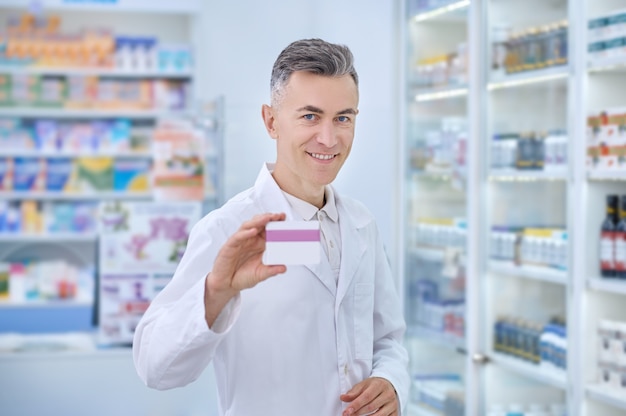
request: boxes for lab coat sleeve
[132,213,241,390]
[369,225,410,414]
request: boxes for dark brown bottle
[615,195,626,279]
[601,194,619,277]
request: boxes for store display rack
[401,0,626,415]
[407,324,466,353]
[489,260,568,286]
[0,0,223,349]
[586,277,626,296]
[490,352,568,391]
[585,385,626,412]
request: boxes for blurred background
[0,0,625,415]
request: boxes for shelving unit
[406,324,466,352]
[0,65,193,79]
[587,277,626,296]
[585,385,626,412]
[489,260,568,286]
[490,352,568,390]
[488,170,568,181]
[400,0,608,416]
[0,0,223,357]
[0,299,93,308]
[401,1,471,414]
[0,233,98,243]
[0,108,188,119]
[487,66,569,90]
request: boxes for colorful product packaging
[12,157,45,191]
[20,200,42,233]
[45,158,74,192]
[113,158,150,192]
[75,157,113,191]
[37,75,66,107]
[0,157,13,190]
[34,120,60,151]
[10,74,39,106]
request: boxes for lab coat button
[330,240,334,249]
[344,364,348,375]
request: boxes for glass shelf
[587,277,626,296]
[489,260,567,285]
[586,384,626,412]
[490,352,567,390]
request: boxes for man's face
[263,71,359,200]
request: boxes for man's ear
[261,104,278,139]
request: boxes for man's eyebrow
[296,105,357,115]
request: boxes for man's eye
[303,114,316,120]
[337,116,350,122]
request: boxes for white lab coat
[133,163,409,415]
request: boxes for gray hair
[270,38,359,106]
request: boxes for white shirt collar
[282,186,338,222]
[265,162,339,222]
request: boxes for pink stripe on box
[266,229,320,242]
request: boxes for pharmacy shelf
[490,352,567,390]
[489,260,568,286]
[0,0,202,14]
[0,150,152,158]
[587,277,626,296]
[0,66,193,79]
[407,325,466,353]
[408,246,446,262]
[0,299,93,309]
[0,108,189,119]
[586,384,626,412]
[412,0,469,23]
[488,170,568,181]
[414,85,468,102]
[487,66,569,91]
[588,57,626,74]
[411,170,456,181]
[0,191,153,201]
[0,234,98,243]
[587,170,626,181]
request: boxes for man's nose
[316,120,338,147]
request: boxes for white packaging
[263,221,320,265]
[619,322,626,366]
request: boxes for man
[133,38,409,416]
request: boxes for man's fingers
[256,264,287,282]
[244,212,286,230]
[341,378,397,416]
[225,213,286,248]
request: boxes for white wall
[194,0,399,267]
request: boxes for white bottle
[619,322,626,366]
[599,320,613,363]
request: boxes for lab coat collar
[253,163,337,296]
[253,163,370,303]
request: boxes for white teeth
[309,152,335,160]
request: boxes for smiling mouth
[307,152,337,160]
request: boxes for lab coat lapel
[336,197,367,306]
[255,164,337,297]
[303,254,336,297]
